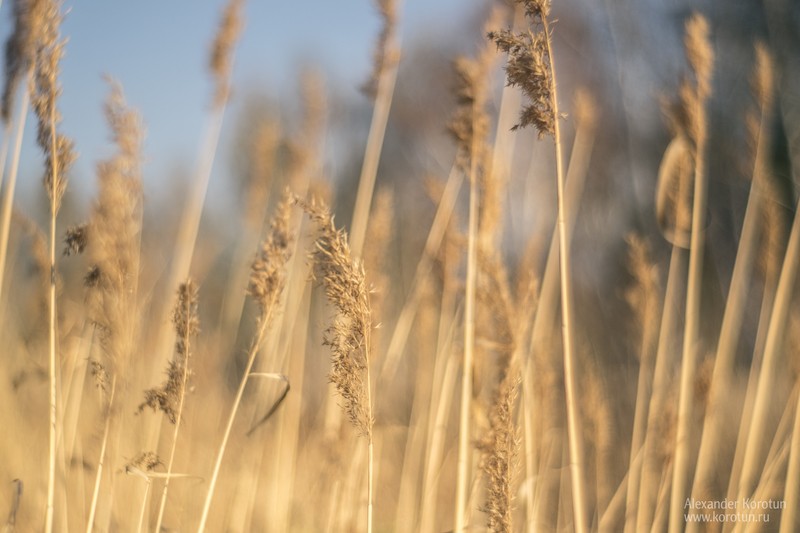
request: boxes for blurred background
[2,0,800,530]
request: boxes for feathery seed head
[126,452,162,473]
[63,223,87,256]
[478,368,520,532]
[684,14,714,101]
[210,0,244,108]
[85,81,143,384]
[624,234,660,359]
[139,281,199,424]
[248,189,294,321]
[362,0,398,99]
[30,0,74,212]
[299,197,374,437]
[489,25,554,136]
[2,0,41,122]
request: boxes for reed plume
[2,0,38,123]
[479,369,520,533]
[210,0,244,109]
[28,1,74,529]
[299,197,375,532]
[146,280,199,532]
[139,282,198,423]
[669,14,714,533]
[83,79,143,533]
[362,0,398,99]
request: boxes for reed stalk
[669,14,714,533]
[349,0,401,260]
[197,194,293,532]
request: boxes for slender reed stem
[737,190,800,503]
[669,15,713,530]
[154,293,195,533]
[379,164,462,381]
[196,311,272,533]
[45,93,61,533]
[687,73,771,521]
[0,81,29,310]
[349,4,401,260]
[136,479,151,533]
[453,107,480,533]
[366,364,375,533]
[540,16,588,533]
[86,377,117,533]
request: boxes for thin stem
[669,85,711,533]
[45,91,61,533]
[737,192,800,504]
[136,479,151,533]
[453,108,480,532]
[687,88,771,525]
[0,73,30,306]
[196,310,271,533]
[378,164,463,382]
[349,11,401,260]
[541,16,588,533]
[367,362,375,533]
[86,377,117,533]
[154,293,194,533]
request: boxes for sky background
[1,0,480,207]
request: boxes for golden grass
[1,1,799,532]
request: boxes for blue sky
[1,0,480,206]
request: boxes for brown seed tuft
[489,0,555,137]
[2,0,40,122]
[30,0,75,212]
[139,281,199,424]
[298,197,374,437]
[478,368,520,533]
[125,452,162,473]
[248,189,294,323]
[209,0,245,108]
[362,0,399,99]
[63,223,88,256]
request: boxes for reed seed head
[30,0,75,213]
[299,197,374,437]
[210,0,244,108]
[85,80,143,385]
[624,234,660,350]
[489,26,553,137]
[684,14,714,102]
[139,281,199,424]
[478,368,520,533]
[2,0,40,122]
[63,223,88,256]
[248,189,294,323]
[125,451,162,473]
[362,0,398,99]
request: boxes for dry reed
[28,1,74,529]
[300,196,376,532]
[669,14,714,533]
[490,1,588,530]
[196,190,294,532]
